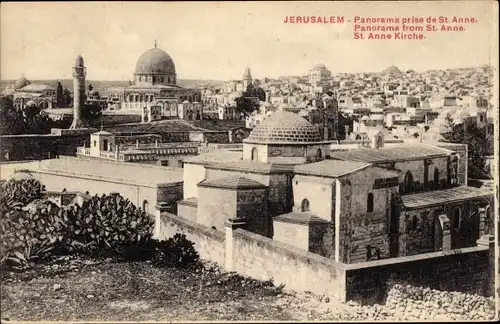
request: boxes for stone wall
[402,207,436,255]
[273,221,309,250]
[0,133,88,161]
[433,143,468,185]
[203,132,230,143]
[232,228,347,301]
[183,163,206,199]
[344,245,493,304]
[236,188,270,237]
[33,169,160,208]
[395,157,448,193]
[177,199,198,222]
[158,213,226,266]
[205,168,293,218]
[197,186,236,231]
[157,183,184,211]
[292,175,334,221]
[0,161,41,180]
[342,168,399,264]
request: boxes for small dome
[360,115,370,121]
[313,63,327,70]
[135,48,176,75]
[88,90,100,97]
[14,76,30,90]
[75,55,84,67]
[25,100,37,107]
[247,111,321,143]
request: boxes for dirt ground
[0,257,347,322]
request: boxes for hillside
[381,66,403,76]
[0,79,226,92]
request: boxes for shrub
[0,200,61,267]
[60,193,155,257]
[0,192,155,266]
[152,234,200,269]
[0,178,43,210]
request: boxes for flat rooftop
[401,186,493,210]
[37,157,183,186]
[328,144,453,163]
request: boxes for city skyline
[1,1,497,81]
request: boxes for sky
[1,1,498,81]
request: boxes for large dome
[247,111,321,143]
[135,48,176,75]
[14,76,30,90]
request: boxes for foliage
[152,233,200,269]
[81,103,103,123]
[441,116,490,179]
[0,178,43,209]
[56,193,155,256]
[235,83,266,116]
[0,96,66,135]
[0,186,200,270]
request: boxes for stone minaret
[243,66,252,89]
[70,54,87,129]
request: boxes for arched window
[453,207,461,229]
[404,171,414,194]
[377,136,383,149]
[367,193,374,212]
[251,147,258,161]
[142,200,149,213]
[301,199,310,212]
[316,148,322,160]
[434,168,440,190]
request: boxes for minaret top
[75,54,84,67]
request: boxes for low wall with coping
[344,244,493,304]
[158,213,226,267]
[232,228,347,301]
[153,212,494,304]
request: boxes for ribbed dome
[247,111,321,143]
[313,63,327,70]
[135,48,176,75]
[14,76,30,90]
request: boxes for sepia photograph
[0,1,498,322]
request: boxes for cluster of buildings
[0,38,496,305]
[176,110,494,265]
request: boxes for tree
[0,96,66,135]
[441,116,490,179]
[56,82,64,107]
[62,89,72,107]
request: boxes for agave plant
[4,241,54,269]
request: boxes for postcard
[0,1,498,322]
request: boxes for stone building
[177,110,494,265]
[308,63,332,84]
[7,76,57,110]
[106,43,201,116]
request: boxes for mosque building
[5,75,57,110]
[105,43,202,119]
